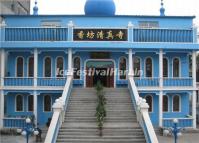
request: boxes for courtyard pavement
[1,132,199,143]
[157,133,199,143]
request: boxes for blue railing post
[67,21,74,41]
[128,21,134,42]
[193,26,197,43]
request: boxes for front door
[86,60,114,88]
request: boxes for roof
[1,14,196,19]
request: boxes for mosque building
[0,0,198,142]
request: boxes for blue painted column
[128,21,134,42]
[193,26,197,43]
[67,21,74,41]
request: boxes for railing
[3,77,193,87]
[3,117,26,128]
[5,27,68,41]
[4,77,33,86]
[133,28,193,42]
[163,77,193,86]
[134,77,159,86]
[44,75,73,143]
[128,77,158,143]
[163,118,193,127]
[37,77,67,86]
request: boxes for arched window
[119,57,127,79]
[56,57,64,77]
[145,57,153,77]
[73,57,80,79]
[134,57,141,77]
[173,58,180,77]
[145,95,153,112]
[163,58,168,77]
[28,57,34,77]
[16,95,23,111]
[16,57,24,77]
[28,95,33,112]
[173,95,180,112]
[44,57,51,77]
[44,95,51,112]
[163,96,169,112]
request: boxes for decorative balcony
[2,77,193,87]
[3,117,26,128]
[163,78,193,86]
[133,28,193,43]
[3,77,66,86]
[134,77,159,86]
[37,77,67,86]
[163,118,193,127]
[3,27,193,43]
[4,77,33,86]
[5,27,68,41]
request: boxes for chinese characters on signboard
[73,29,128,41]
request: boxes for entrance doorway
[86,60,114,88]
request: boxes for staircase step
[56,88,146,143]
[56,138,146,143]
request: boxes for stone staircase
[56,88,146,143]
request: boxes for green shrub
[95,81,106,136]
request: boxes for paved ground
[1,133,199,143]
[157,133,199,143]
[0,129,46,143]
[0,134,36,143]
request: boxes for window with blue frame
[73,57,81,79]
[163,58,168,77]
[28,57,34,77]
[163,96,169,112]
[145,95,153,112]
[16,95,23,111]
[56,57,64,77]
[16,57,24,77]
[44,57,52,77]
[119,57,127,79]
[145,57,153,77]
[133,57,141,77]
[28,95,33,112]
[44,95,51,112]
[173,95,180,112]
[173,58,180,77]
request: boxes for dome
[84,0,116,16]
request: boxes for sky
[30,0,199,26]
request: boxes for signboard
[73,29,128,41]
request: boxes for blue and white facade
[0,0,199,130]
